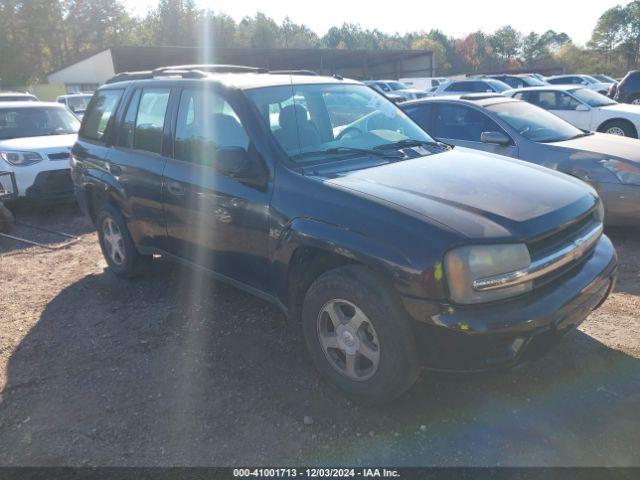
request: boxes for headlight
[444,243,532,304]
[0,151,44,166]
[600,159,640,186]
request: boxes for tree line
[1,0,639,87]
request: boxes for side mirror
[215,146,266,185]
[481,131,511,145]
[581,81,588,85]
[576,104,590,112]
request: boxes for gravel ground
[0,203,639,467]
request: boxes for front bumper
[404,235,617,371]
[24,169,74,201]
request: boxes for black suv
[614,70,640,105]
[71,65,617,403]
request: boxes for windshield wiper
[373,139,450,151]
[291,146,402,161]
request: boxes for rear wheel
[301,265,420,404]
[96,203,151,277]
[599,120,637,138]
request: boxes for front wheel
[600,120,637,138]
[96,203,151,277]
[301,265,420,404]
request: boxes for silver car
[402,94,640,225]
[363,80,427,101]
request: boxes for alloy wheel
[606,126,626,136]
[317,299,381,381]
[102,217,125,266]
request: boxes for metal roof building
[46,46,435,92]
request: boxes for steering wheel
[336,126,364,140]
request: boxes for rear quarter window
[80,89,123,142]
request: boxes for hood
[0,134,77,151]
[551,132,640,163]
[601,103,640,118]
[327,148,597,240]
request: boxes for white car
[363,80,428,101]
[56,93,93,120]
[432,78,511,96]
[0,102,79,201]
[399,77,449,90]
[546,74,612,95]
[508,85,640,138]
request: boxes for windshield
[247,83,436,164]
[523,76,546,86]
[67,95,92,112]
[580,75,600,83]
[593,74,616,83]
[387,82,408,91]
[0,106,80,139]
[571,88,617,107]
[487,101,583,143]
[0,95,36,102]
[487,79,511,92]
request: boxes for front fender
[272,217,425,305]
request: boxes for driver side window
[554,92,581,110]
[433,104,503,142]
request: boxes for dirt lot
[0,203,639,467]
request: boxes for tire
[96,203,151,278]
[599,120,637,138]
[301,265,420,404]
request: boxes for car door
[161,85,273,291]
[430,103,518,157]
[524,90,592,130]
[550,91,592,130]
[106,86,173,250]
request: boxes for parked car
[507,85,640,138]
[364,80,427,101]
[487,74,547,88]
[399,77,449,90]
[0,102,79,201]
[432,78,511,96]
[546,75,611,95]
[71,66,616,404]
[56,93,93,120]
[614,70,640,105]
[402,94,640,226]
[0,92,38,102]
[363,84,405,104]
[591,74,618,84]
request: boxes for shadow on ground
[0,256,639,466]
[0,201,93,255]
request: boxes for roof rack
[152,64,268,75]
[105,68,212,84]
[269,69,318,76]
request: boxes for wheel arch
[276,218,414,321]
[597,118,638,138]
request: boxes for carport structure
[47,46,435,91]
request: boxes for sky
[128,0,628,46]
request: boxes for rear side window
[403,104,434,132]
[445,82,465,92]
[174,88,249,165]
[134,88,170,154]
[80,90,123,142]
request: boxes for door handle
[167,181,185,196]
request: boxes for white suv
[0,102,79,201]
